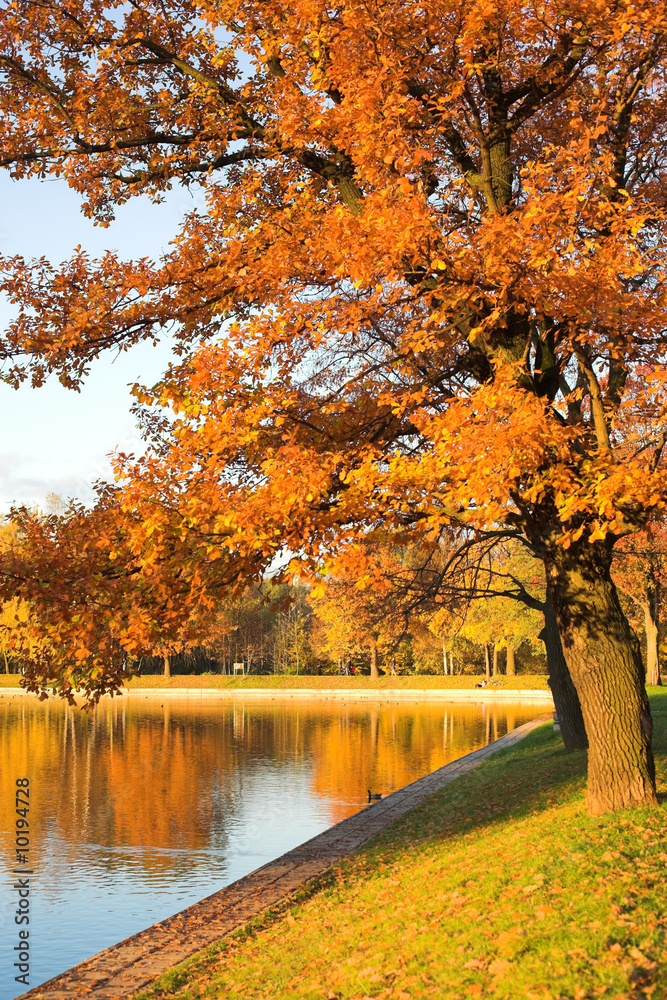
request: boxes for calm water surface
[0,693,545,998]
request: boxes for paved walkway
[21,716,548,1000]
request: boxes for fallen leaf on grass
[463,959,485,970]
[629,947,656,969]
[488,958,512,975]
[495,930,522,956]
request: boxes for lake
[0,692,546,998]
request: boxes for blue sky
[0,172,199,510]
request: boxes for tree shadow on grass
[648,687,667,721]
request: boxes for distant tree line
[2,525,662,681]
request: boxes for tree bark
[163,653,170,678]
[545,540,656,814]
[541,587,588,751]
[493,646,499,676]
[370,638,379,679]
[506,644,516,676]
[484,643,491,680]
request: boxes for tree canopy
[1,0,667,811]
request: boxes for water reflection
[0,694,544,998]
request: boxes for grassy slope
[136,689,667,1000]
[0,674,551,690]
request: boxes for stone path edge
[19,715,550,1000]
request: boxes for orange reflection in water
[306,700,527,821]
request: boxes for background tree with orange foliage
[311,539,415,677]
[1,0,667,812]
[613,524,667,687]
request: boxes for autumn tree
[202,587,270,671]
[312,584,366,672]
[312,580,384,677]
[426,606,461,675]
[311,542,413,676]
[0,522,47,673]
[458,590,543,677]
[612,524,666,687]
[0,597,35,673]
[1,1,667,812]
[269,584,314,673]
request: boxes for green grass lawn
[134,688,667,1000]
[0,673,552,690]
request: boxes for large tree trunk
[492,646,499,676]
[484,644,491,680]
[505,644,516,676]
[370,638,379,679]
[546,541,656,814]
[541,588,588,751]
[163,653,170,678]
[644,578,661,686]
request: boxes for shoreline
[122,686,554,703]
[0,685,554,704]
[0,673,554,705]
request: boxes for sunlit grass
[120,674,552,689]
[134,690,667,1000]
